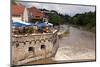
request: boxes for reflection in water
[28,25,96,64]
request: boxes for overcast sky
[18,2,95,16]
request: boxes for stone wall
[12,33,59,65]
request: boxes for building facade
[12,4,46,22]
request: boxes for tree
[72,11,96,32]
[48,13,62,25]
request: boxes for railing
[12,30,58,45]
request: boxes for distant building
[12,4,47,22]
[12,4,25,21]
[28,7,44,20]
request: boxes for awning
[12,20,53,28]
[12,20,34,28]
[37,22,53,27]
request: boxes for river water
[28,25,96,64]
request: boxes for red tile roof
[28,7,44,19]
[12,4,45,19]
[12,4,25,16]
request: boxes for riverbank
[69,24,96,33]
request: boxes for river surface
[28,25,96,64]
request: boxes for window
[16,43,19,48]
[41,45,46,50]
[28,47,34,52]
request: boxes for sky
[18,1,95,16]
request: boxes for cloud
[19,2,95,16]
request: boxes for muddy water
[28,25,96,64]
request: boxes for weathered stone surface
[12,33,59,65]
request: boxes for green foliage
[72,11,96,32]
[30,8,96,32]
[39,9,71,25]
[48,13,62,25]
